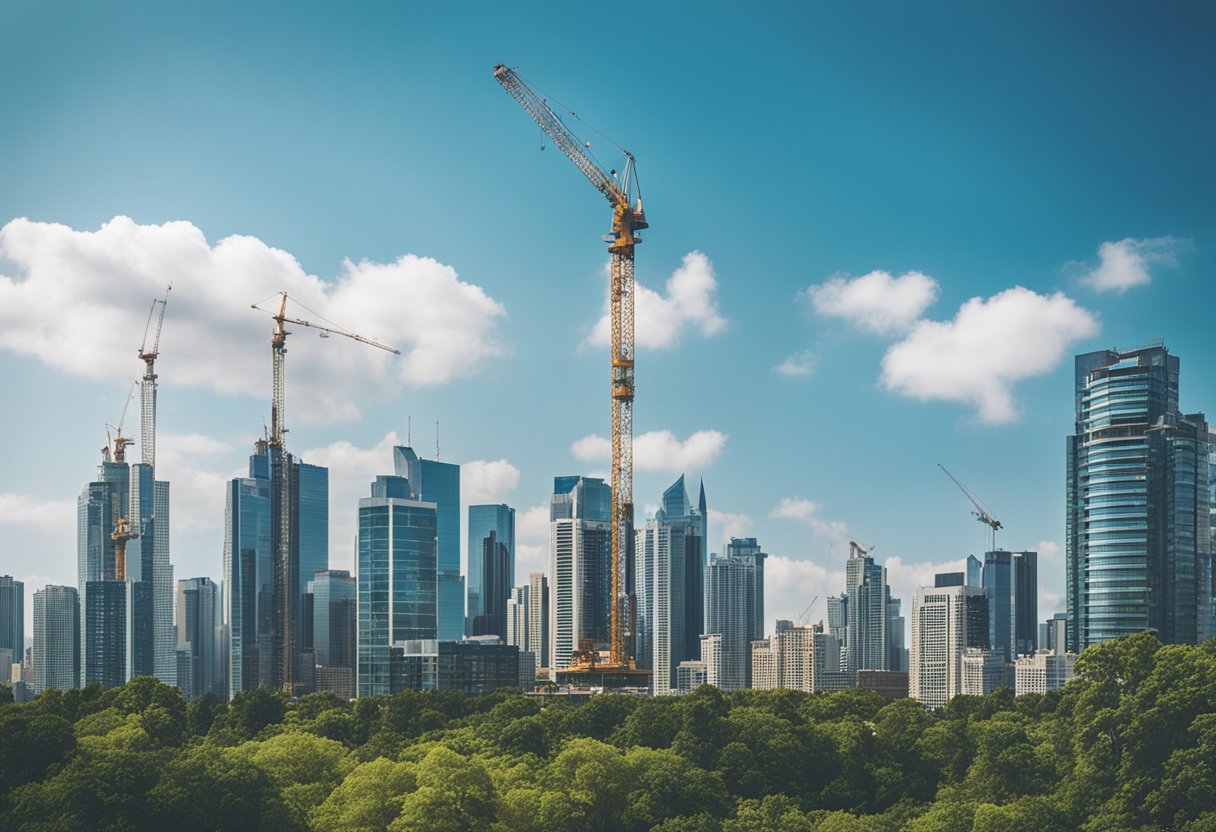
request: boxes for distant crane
[138,285,171,468]
[798,596,820,626]
[938,463,1003,551]
[102,381,139,464]
[251,291,400,694]
[494,63,647,671]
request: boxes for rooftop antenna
[407,415,412,446]
[436,420,440,460]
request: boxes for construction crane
[251,291,400,694]
[111,516,138,581]
[938,463,1003,551]
[798,596,820,626]
[102,381,139,464]
[138,285,171,468]
[494,63,647,671]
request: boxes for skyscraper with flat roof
[306,569,356,699]
[1067,344,1211,649]
[176,577,221,700]
[394,446,462,641]
[705,554,752,691]
[911,584,989,708]
[33,585,78,693]
[468,504,515,633]
[0,576,23,668]
[549,476,612,672]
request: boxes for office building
[0,576,22,667]
[726,537,766,654]
[223,444,272,697]
[472,531,511,639]
[966,555,982,587]
[960,648,1012,696]
[982,549,1038,662]
[836,541,904,679]
[1040,613,1068,655]
[176,577,221,701]
[33,585,79,693]
[910,584,989,708]
[705,554,753,691]
[393,446,462,641]
[856,670,909,700]
[935,572,964,588]
[391,638,519,694]
[126,463,174,686]
[357,473,438,698]
[305,570,356,699]
[811,629,850,691]
[468,504,515,634]
[1067,344,1212,649]
[634,475,706,694]
[505,585,528,650]
[528,572,550,672]
[549,476,612,672]
[676,659,707,692]
[1015,650,1076,696]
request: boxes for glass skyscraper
[1067,344,1212,649]
[175,577,221,701]
[33,585,79,693]
[705,553,752,691]
[467,504,515,633]
[0,576,23,667]
[357,474,439,698]
[549,475,612,672]
[393,446,462,641]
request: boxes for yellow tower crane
[494,63,648,675]
[252,292,400,694]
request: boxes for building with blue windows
[33,585,79,693]
[175,577,221,701]
[549,476,612,672]
[306,569,356,699]
[357,474,438,698]
[393,446,462,641]
[1067,343,1212,649]
[0,576,23,670]
[467,504,515,634]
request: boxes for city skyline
[2,4,1215,642]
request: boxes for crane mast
[252,292,400,693]
[494,64,647,669]
[138,285,171,468]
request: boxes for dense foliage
[2,633,1214,831]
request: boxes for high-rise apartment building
[910,584,989,708]
[468,504,515,634]
[549,476,612,672]
[357,473,438,698]
[528,572,549,672]
[1067,344,1212,649]
[223,442,328,697]
[32,585,78,693]
[751,620,816,692]
[960,647,1012,696]
[705,554,753,691]
[393,446,462,641]
[0,576,22,669]
[175,577,221,701]
[1015,650,1076,696]
[725,537,766,652]
[634,475,706,694]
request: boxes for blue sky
[1,2,1213,637]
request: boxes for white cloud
[773,350,816,378]
[769,497,849,548]
[880,287,1099,424]
[515,503,552,578]
[0,493,76,529]
[1039,585,1065,616]
[804,270,939,335]
[765,555,845,635]
[588,251,727,350]
[1078,236,1187,294]
[0,216,509,424]
[1037,540,1061,561]
[461,459,521,505]
[707,509,753,549]
[882,554,968,611]
[570,429,728,471]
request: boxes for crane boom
[250,291,399,695]
[495,63,648,671]
[938,463,1003,549]
[139,285,171,467]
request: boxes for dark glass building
[394,446,462,641]
[467,504,515,634]
[1067,344,1212,649]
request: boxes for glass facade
[357,474,438,698]
[175,577,221,700]
[1068,345,1211,648]
[393,446,462,640]
[84,580,130,689]
[549,476,612,671]
[0,576,23,664]
[467,504,515,632]
[223,445,273,697]
[33,585,79,693]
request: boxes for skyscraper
[357,473,438,697]
[910,584,988,708]
[0,576,23,669]
[33,585,79,693]
[175,577,221,701]
[1067,344,1212,649]
[393,446,462,641]
[1013,551,1038,656]
[983,550,1014,662]
[528,572,550,672]
[705,554,752,691]
[472,531,511,639]
[306,570,356,699]
[843,541,895,678]
[634,475,707,694]
[726,537,766,649]
[549,476,612,672]
[223,441,328,697]
[468,504,515,633]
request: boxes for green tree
[311,757,417,832]
[390,746,496,832]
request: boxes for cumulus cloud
[0,216,509,424]
[804,270,939,335]
[765,555,845,634]
[1037,540,1061,561]
[588,251,727,350]
[880,287,1099,424]
[515,503,552,577]
[461,459,521,505]
[773,350,816,378]
[1077,236,1188,294]
[156,432,244,534]
[769,497,850,548]
[0,493,77,529]
[570,429,727,472]
[707,509,753,549]
[882,555,968,611]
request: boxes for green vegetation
[2,633,1214,831]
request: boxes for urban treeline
[1,632,1212,832]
